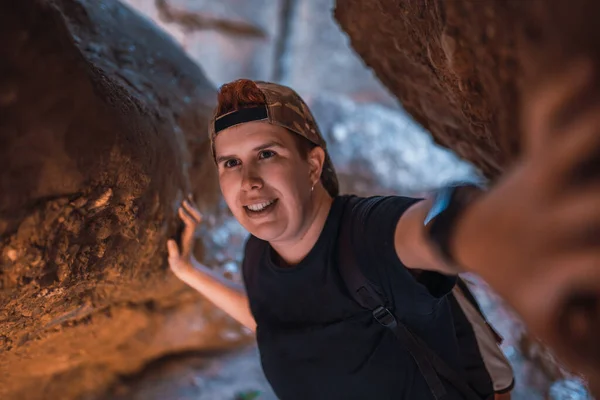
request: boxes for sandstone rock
[0,1,246,399]
[335,0,600,178]
[334,0,520,178]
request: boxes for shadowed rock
[0,1,247,399]
[335,0,600,179]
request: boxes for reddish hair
[215,79,267,117]
[214,79,316,159]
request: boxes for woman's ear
[307,146,326,186]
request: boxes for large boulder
[0,1,247,399]
[335,0,600,178]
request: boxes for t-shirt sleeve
[351,195,456,298]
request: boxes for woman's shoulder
[337,194,421,224]
[336,193,385,210]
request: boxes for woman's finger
[552,188,600,240]
[182,200,203,224]
[178,207,197,257]
[514,251,600,343]
[550,107,600,179]
[167,239,180,259]
[178,206,197,227]
[553,185,600,216]
[550,255,600,370]
[524,59,594,151]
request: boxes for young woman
[167,74,598,399]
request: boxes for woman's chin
[246,222,287,242]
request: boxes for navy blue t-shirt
[242,195,465,399]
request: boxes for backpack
[336,197,500,400]
[450,279,514,395]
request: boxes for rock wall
[335,0,600,178]
[0,1,248,399]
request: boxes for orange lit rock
[0,1,247,399]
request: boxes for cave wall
[335,0,600,178]
[0,1,247,399]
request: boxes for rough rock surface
[335,0,600,178]
[0,1,249,399]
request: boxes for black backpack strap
[337,197,483,400]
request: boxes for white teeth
[247,200,274,212]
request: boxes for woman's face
[214,121,321,243]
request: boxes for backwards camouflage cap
[209,80,339,197]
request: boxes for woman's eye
[224,159,240,168]
[259,150,276,160]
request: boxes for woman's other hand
[167,197,203,280]
[453,60,600,377]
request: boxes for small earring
[311,185,314,192]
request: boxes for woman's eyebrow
[253,141,285,152]
[215,153,234,164]
[216,140,287,163]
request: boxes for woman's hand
[165,197,256,331]
[453,60,600,376]
[167,197,203,280]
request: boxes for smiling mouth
[244,199,278,216]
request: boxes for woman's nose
[241,167,263,191]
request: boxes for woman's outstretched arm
[167,199,256,332]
